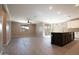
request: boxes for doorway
[43,24,51,38]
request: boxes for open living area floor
[3,37,79,55]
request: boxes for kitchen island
[51,32,74,46]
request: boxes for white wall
[75,32,79,38]
[67,20,79,28]
[67,20,79,39]
[52,22,67,32]
[36,22,44,37]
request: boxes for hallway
[3,37,79,55]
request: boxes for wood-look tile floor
[3,37,79,55]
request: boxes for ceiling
[7,4,79,24]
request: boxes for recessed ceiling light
[49,6,53,10]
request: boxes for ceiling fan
[21,17,32,26]
[26,17,32,24]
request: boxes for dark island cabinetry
[51,32,74,46]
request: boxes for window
[20,25,29,32]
